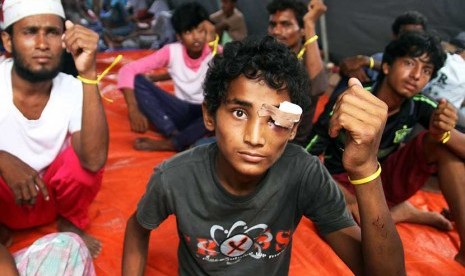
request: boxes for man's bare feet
[57,217,102,258]
[0,224,12,248]
[390,201,453,231]
[134,137,176,151]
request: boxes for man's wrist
[346,160,379,181]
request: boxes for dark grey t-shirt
[136,143,354,275]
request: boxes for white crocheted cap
[2,0,65,29]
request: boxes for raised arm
[62,20,109,172]
[325,78,405,275]
[303,0,328,90]
[122,213,151,276]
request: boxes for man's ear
[202,102,216,131]
[289,122,299,140]
[382,62,390,75]
[2,31,12,54]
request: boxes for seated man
[0,0,108,258]
[267,0,328,146]
[118,2,216,152]
[122,36,405,275]
[307,31,465,266]
[210,0,248,44]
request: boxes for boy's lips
[238,151,266,163]
[404,81,418,92]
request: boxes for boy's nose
[244,118,266,146]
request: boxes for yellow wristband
[297,35,318,59]
[77,54,123,85]
[348,162,382,185]
[368,56,374,69]
[76,54,123,103]
[77,75,99,84]
[208,34,220,57]
[440,131,451,144]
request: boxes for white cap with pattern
[2,0,65,29]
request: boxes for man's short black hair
[266,0,307,29]
[380,31,445,82]
[171,2,209,35]
[203,36,310,116]
[391,11,428,36]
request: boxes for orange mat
[8,50,465,275]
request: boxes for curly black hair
[171,2,209,35]
[266,0,307,29]
[391,11,428,36]
[203,36,310,116]
[379,31,445,82]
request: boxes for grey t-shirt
[136,143,354,275]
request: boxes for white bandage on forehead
[258,101,302,129]
[2,0,65,29]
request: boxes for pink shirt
[117,43,213,90]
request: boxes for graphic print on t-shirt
[185,220,292,265]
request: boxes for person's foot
[390,201,453,231]
[0,224,12,247]
[57,217,102,258]
[134,137,176,151]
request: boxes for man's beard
[12,46,63,83]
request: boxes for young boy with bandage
[122,36,405,275]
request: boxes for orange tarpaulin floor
[8,50,465,275]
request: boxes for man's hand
[339,56,371,82]
[0,152,49,205]
[61,20,99,77]
[304,0,327,24]
[329,78,388,176]
[429,99,458,139]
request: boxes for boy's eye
[423,68,433,76]
[232,109,247,119]
[404,59,414,66]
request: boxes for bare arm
[325,78,405,275]
[121,87,149,133]
[122,213,151,276]
[0,244,19,276]
[62,21,109,172]
[303,0,327,83]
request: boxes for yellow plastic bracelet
[77,75,99,84]
[208,34,220,57]
[368,56,374,69]
[440,131,451,144]
[77,54,123,102]
[297,35,319,59]
[348,162,382,185]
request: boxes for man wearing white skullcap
[0,0,108,258]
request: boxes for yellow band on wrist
[440,131,451,144]
[368,56,374,69]
[297,35,318,59]
[348,162,382,185]
[77,75,99,84]
[208,34,220,57]
[76,54,123,103]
